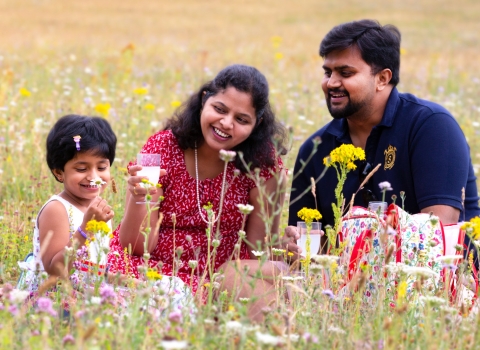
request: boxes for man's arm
[421,205,460,225]
[411,112,470,219]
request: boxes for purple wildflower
[63,334,75,345]
[168,310,183,324]
[378,181,393,191]
[100,284,117,305]
[303,332,319,343]
[322,289,335,299]
[37,297,57,317]
[442,263,458,271]
[76,245,88,260]
[8,304,18,316]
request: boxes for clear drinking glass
[368,201,388,217]
[297,221,322,257]
[136,153,161,204]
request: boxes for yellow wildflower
[323,144,365,170]
[133,87,148,95]
[94,103,111,117]
[19,87,31,97]
[24,235,29,242]
[146,268,162,281]
[461,217,480,240]
[171,100,182,108]
[144,103,155,111]
[203,202,213,210]
[297,207,322,224]
[85,219,111,236]
[274,52,284,61]
[397,280,407,300]
[346,162,356,170]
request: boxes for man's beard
[326,92,367,120]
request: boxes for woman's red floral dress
[107,130,283,294]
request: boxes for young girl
[107,64,288,307]
[22,114,117,292]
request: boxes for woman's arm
[119,165,165,256]
[244,170,287,258]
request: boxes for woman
[107,64,288,317]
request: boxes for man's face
[321,46,377,120]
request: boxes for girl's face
[200,86,256,154]
[53,150,111,205]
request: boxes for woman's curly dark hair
[165,64,288,172]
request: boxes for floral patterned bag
[338,204,477,305]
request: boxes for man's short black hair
[320,19,401,86]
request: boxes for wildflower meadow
[1,0,480,348]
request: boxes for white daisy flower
[252,251,265,257]
[256,332,284,345]
[90,177,106,187]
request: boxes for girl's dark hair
[165,64,288,172]
[46,114,117,182]
[320,19,401,86]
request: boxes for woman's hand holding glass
[283,224,325,261]
[128,162,166,205]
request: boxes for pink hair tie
[73,135,81,151]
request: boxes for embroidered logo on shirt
[384,145,397,170]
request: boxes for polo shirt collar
[379,87,399,127]
[325,87,400,141]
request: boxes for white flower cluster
[434,255,463,263]
[418,295,447,305]
[378,181,393,191]
[311,254,339,267]
[402,266,438,278]
[237,203,254,215]
[219,149,236,162]
[384,262,438,278]
[271,248,286,256]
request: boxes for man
[286,19,480,255]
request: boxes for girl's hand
[83,196,114,224]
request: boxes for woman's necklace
[194,145,228,225]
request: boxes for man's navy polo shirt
[288,88,480,227]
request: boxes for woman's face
[200,86,256,153]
